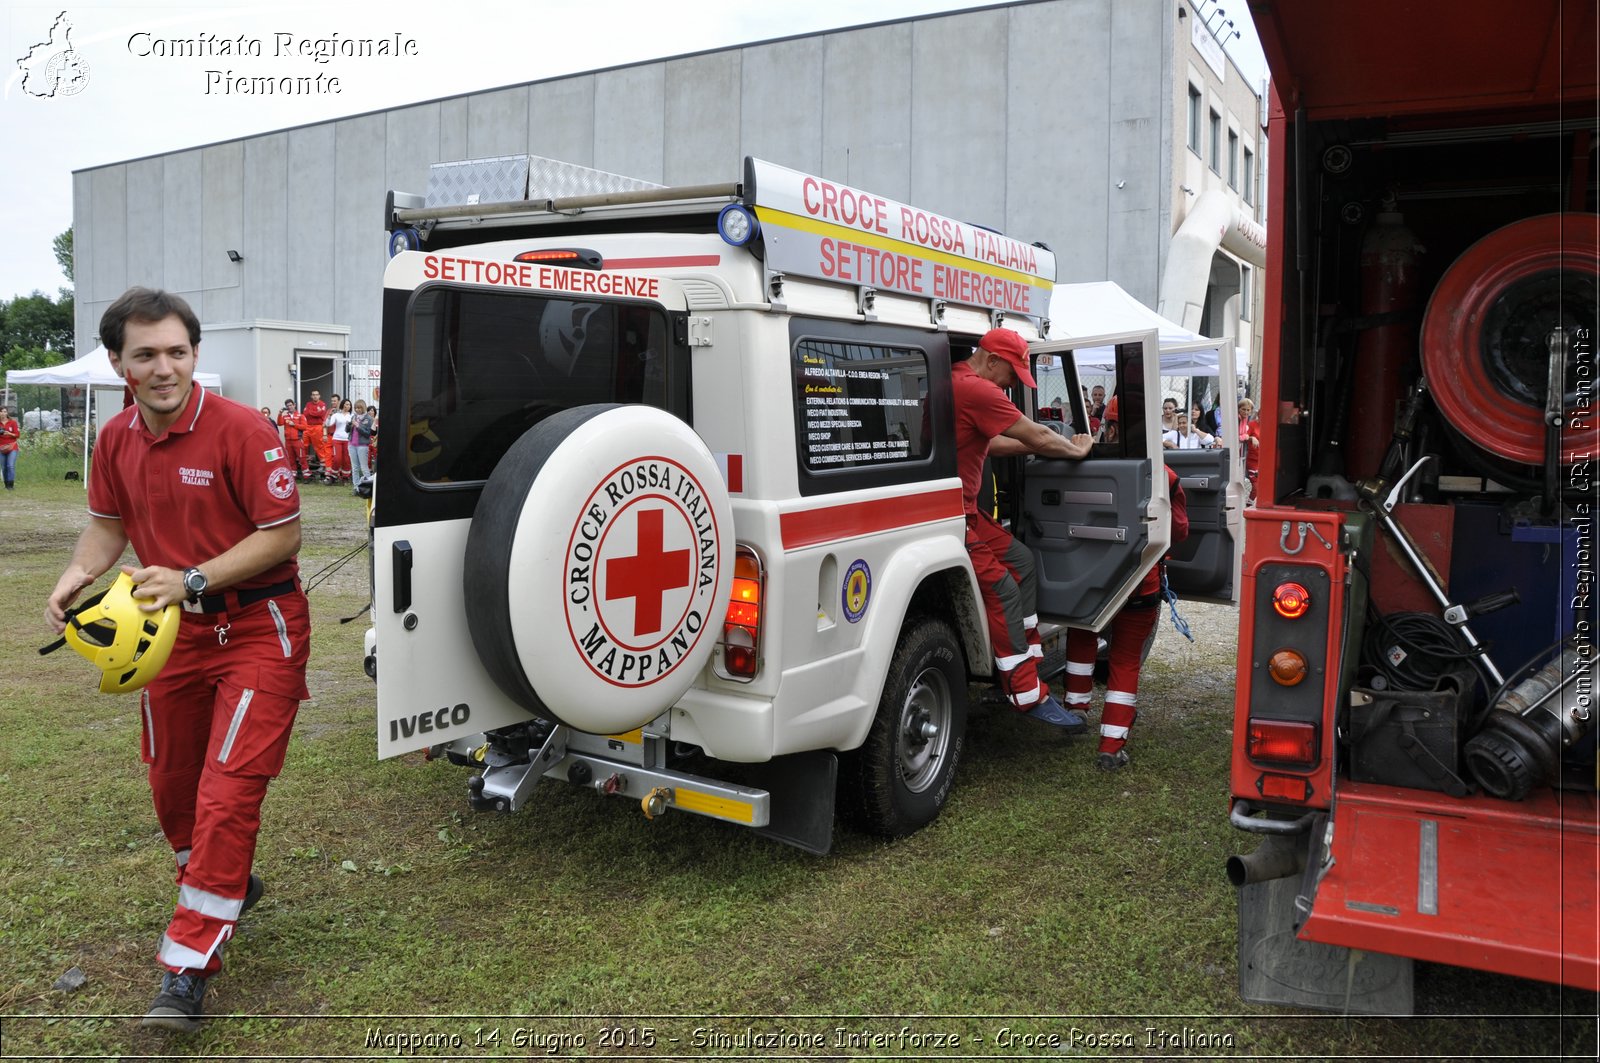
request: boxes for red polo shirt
[952,361,1024,515]
[88,385,301,589]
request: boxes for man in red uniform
[1061,460,1189,771]
[276,399,309,481]
[955,328,1094,728]
[301,389,331,481]
[45,288,310,1032]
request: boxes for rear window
[405,287,683,485]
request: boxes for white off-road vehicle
[366,155,1224,851]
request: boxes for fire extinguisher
[1346,202,1423,483]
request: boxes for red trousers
[965,511,1046,709]
[140,589,310,975]
[283,436,308,476]
[305,426,332,473]
[1063,603,1159,754]
[331,440,351,479]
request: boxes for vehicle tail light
[1257,772,1313,802]
[1267,648,1308,686]
[513,248,604,269]
[718,547,763,681]
[1248,720,1318,766]
[1272,581,1311,619]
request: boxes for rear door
[371,250,693,757]
[1161,342,1244,603]
[1019,330,1168,630]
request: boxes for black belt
[193,579,299,615]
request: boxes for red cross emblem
[604,507,691,637]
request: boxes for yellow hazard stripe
[605,729,644,744]
[754,205,1054,291]
[673,787,756,824]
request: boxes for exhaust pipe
[1226,831,1307,887]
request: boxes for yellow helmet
[62,572,180,694]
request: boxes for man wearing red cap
[955,328,1093,729]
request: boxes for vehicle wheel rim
[898,665,952,793]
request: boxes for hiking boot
[241,873,264,917]
[1095,748,1131,772]
[142,970,208,1032]
[1023,695,1088,734]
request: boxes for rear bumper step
[1301,781,1599,991]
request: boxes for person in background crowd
[329,398,353,485]
[44,287,310,1031]
[953,328,1094,731]
[1193,402,1223,441]
[277,400,309,481]
[302,390,331,481]
[0,405,20,490]
[1088,385,1106,423]
[259,407,274,425]
[348,399,374,495]
[1162,411,1217,450]
[1238,397,1261,504]
[1061,462,1189,771]
[1160,397,1179,431]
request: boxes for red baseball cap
[977,328,1037,389]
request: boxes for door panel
[1164,448,1236,598]
[1021,458,1154,625]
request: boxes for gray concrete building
[73,0,1265,405]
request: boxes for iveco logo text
[389,703,470,742]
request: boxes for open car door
[1017,329,1168,631]
[1160,340,1244,604]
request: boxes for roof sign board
[748,158,1055,319]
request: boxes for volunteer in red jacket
[0,404,20,489]
[1237,397,1262,504]
[301,389,332,480]
[955,328,1094,729]
[1061,459,1189,772]
[45,287,310,1032]
[276,399,310,481]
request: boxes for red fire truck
[1228,1,1598,1011]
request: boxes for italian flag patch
[264,447,285,462]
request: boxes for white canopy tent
[1037,281,1241,427]
[1046,281,1230,373]
[6,346,223,483]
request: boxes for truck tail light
[1257,772,1313,802]
[1272,581,1311,619]
[1267,648,1309,686]
[718,547,763,681]
[1248,720,1318,767]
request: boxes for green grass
[0,453,1594,1060]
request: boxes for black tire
[843,616,967,837]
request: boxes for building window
[1242,147,1254,204]
[1241,264,1253,321]
[1187,84,1202,155]
[1227,130,1239,189]
[1209,109,1221,174]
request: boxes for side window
[406,287,683,485]
[790,318,954,496]
[1076,340,1150,461]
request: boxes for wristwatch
[182,566,209,603]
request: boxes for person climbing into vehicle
[953,327,1094,730]
[1059,439,1189,770]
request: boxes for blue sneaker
[1024,695,1088,734]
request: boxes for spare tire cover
[464,404,734,734]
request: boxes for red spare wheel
[1420,213,1599,467]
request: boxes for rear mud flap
[720,751,839,855]
[1237,816,1414,1014]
